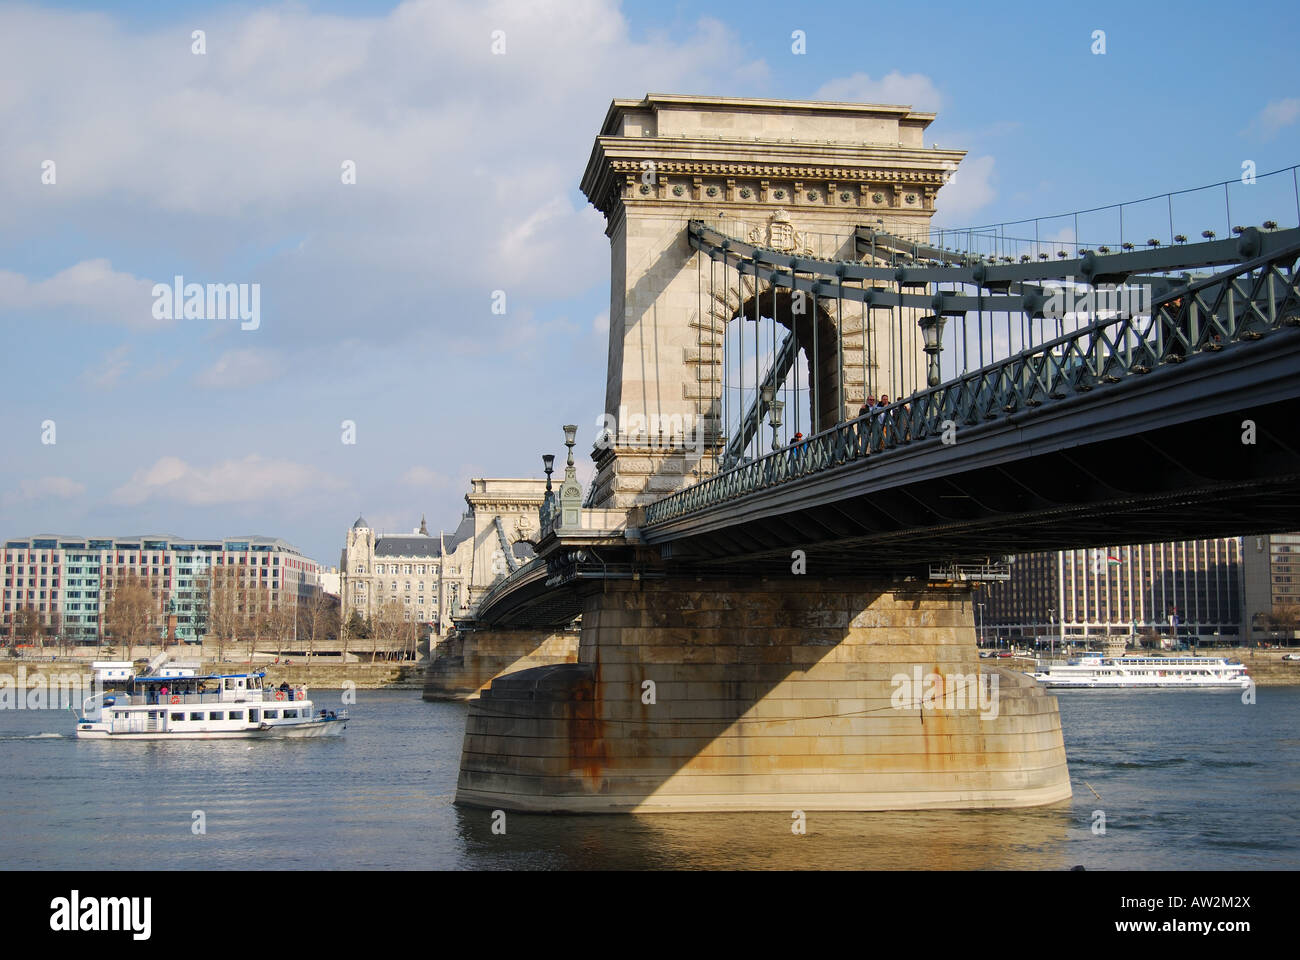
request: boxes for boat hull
[74,718,348,740]
[1028,678,1249,689]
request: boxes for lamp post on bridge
[918,314,948,387]
[540,453,556,532]
[557,425,583,530]
[761,383,786,451]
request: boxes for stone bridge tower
[579,94,965,508]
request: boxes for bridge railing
[645,239,1300,526]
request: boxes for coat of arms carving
[748,209,811,255]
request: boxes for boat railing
[110,689,309,708]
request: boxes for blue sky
[1,0,1297,564]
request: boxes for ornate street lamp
[768,398,785,450]
[539,453,556,531]
[558,425,582,529]
[917,314,947,387]
[563,424,578,465]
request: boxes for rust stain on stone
[566,658,610,790]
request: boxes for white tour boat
[1027,654,1250,689]
[75,671,348,740]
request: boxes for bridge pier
[454,578,1071,812]
[422,628,579,701]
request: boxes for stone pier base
[454,579,1072,812]
[422,629,579,701]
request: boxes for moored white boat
[1027,654,1250,689]
[75,670,348,740]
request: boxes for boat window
[170,712,185,721]
[189,712,204,721]
[249,710,259,722]
[114,712,124,719]
[264,710,278,719]
[224,679,235,690]
[210,711,224,720]
[284,709,298,718]
[229,711,244,720]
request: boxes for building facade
[983,537,1244,645]
[1241,532,1300,639]
[1,534,321,646]
[340,478,547,637]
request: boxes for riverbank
[0,659,425,689]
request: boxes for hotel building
[1241,532,1300,639]
[1,534,321,645]
[340,478,547,636]
[982,537,1245,644]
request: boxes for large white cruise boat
[1028,654,1250,689]
[75,670,348,740]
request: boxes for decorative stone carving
[747,208,812,255]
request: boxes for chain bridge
[431,95,1300,814]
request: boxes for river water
[2,686,1295,870]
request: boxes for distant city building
[317,566,341,598]
[1241,532,1300,639]
[1,534,321,645]
[983,538,1244,645]
[340,478,546,636]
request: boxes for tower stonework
[579,94,965,508]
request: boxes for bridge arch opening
[711,267,909,466]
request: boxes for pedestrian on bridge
[876,395,891,444]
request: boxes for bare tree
[12,606,41,654]
[371,600,406,662]
[299,591,338,661]
[267,592,295,660]
[208,565,245,662]
[105,569,160,654]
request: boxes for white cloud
[932,155,996,225]
[401,466,455,489]
[1247,97,1300,140]
[814,71,943,113]
[0,260,162,329]
[111,455,340,505]
[0,2,770,344]
[592,309,609,334]
[2,476,87,506]
[196,348,281,389]
[83,345,132,388]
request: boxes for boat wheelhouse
[75,671,348,739]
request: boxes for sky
[1,0,1297,565]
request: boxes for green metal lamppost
[558,425,582,529]
[540,453,555,531]
[760,383,785,450]
[918,314,947,387]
